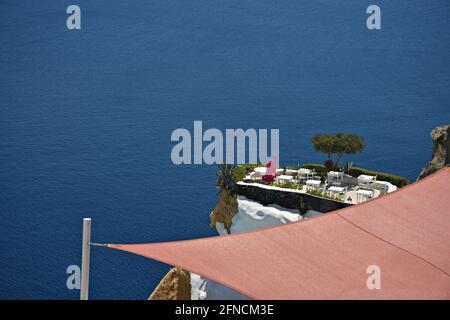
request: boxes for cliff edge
[148,267,191,300]
[209,190,238,234]
[417,124,450,180]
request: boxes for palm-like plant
[216,164,237,195]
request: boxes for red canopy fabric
[109,167,450,299]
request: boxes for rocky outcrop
[209,190,238,234]
[148,267,191,300]
[418,124,450,180]
[150,190,238,301]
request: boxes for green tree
[311,133,366,169]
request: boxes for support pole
[80,218,91,300]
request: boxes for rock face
[148,267,191,300]
[418,124,450,180]
[150,190,238,300]
[209,190,238,234]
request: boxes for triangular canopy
[109,168,450,299]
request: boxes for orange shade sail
[109,168,450,299]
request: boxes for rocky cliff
[209,190,238,234]
[417,124,450,180]
[149,190,238,300]
[148,267,191,300]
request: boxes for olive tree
[311,133,366,169]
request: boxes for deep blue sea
[1,1,449,299]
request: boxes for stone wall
[237,184,352,213]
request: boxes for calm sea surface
[1,1,449,299]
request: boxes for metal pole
[80,218,91,300]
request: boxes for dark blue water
[1,1,449,299]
